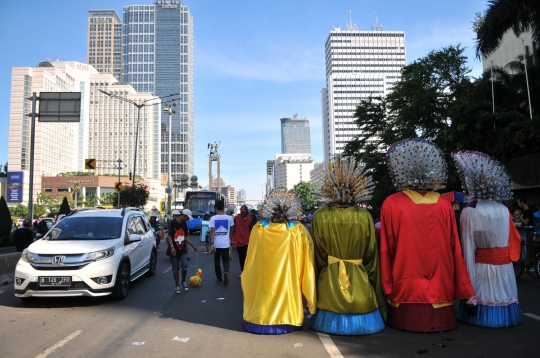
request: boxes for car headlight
[83,247,115,262]
[21,249,36,263]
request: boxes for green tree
[39,194,60,214]
[0,162,7,177]
[475,0,540,58]
[10,204,28,219]
[58,197,71,215]
[293,181,317,210]
[0,196,13,247]
[343,44,540,207]
[85,193,100,207]
[114,184,149,208]
[101,192,116,206]
[71,182,81,208]
[33,204,47,219]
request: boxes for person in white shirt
[210,199,235,286]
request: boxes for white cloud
[197,42,325,82]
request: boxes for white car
[14,207,157,300]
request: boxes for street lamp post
[164,103,177,215]
[97,89,179,186]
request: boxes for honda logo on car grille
[52,256,66,264]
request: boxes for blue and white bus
[185,191,228,234]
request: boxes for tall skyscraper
[122,0,194,182]
[280,116,311,154]
[87,10,124,81]
[321,18,406,162]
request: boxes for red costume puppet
[380,138,474,332]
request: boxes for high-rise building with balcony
[281,116,311,154]
[87,10,124,81]
[122,0,194,182]
[7,60,163,206]
[322,18,406,162]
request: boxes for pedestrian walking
[166,209,198,294]
[14,219,34,252]
[210,199,234,286]
[232,205,251,276]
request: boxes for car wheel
[112,261,130,300]
[146,249,157,277]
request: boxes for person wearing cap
[167,209,198,294]
[14,219,35,252]
[232,205,251,275]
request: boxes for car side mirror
[129,233,142,243]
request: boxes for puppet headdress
[452,150,513,201]
[318,156,374,205]
[259,188,303,223]
[386,138,447,191]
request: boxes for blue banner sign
[7,171,23,202]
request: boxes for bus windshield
[185,192,218,216]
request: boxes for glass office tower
[280,117,311,154]
[123,0,194,180]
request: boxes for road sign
[115,182,123,192]
[85,159,96,170]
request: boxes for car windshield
[44,216,123,241]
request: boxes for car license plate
[39,276,72,287]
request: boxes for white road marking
[35,330,82,358]
[162,267,172,273]
[317,332,344,358]
[523,313,540,321]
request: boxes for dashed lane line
[317,332,344,358]
[162,266,172,273]
[35,330,83,358]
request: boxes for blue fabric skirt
[243,321,300,335]
[309,308,385,335]
[456,301,522,328]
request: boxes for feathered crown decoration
[386,138,447,191]
[318,156,374,205]
[452,150,513,201]
[259,188,303,223]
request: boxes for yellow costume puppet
[310,157,388,335]
[242,189,316,334]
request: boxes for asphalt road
[0,234,539,358]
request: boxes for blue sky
[0,0,488,201]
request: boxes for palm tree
[71,182,81,209]
[85,193,100,207]
[475,0,540,58]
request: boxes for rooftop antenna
[346,8,358,31]
[372,8,384,31]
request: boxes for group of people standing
[240,138,524,335]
